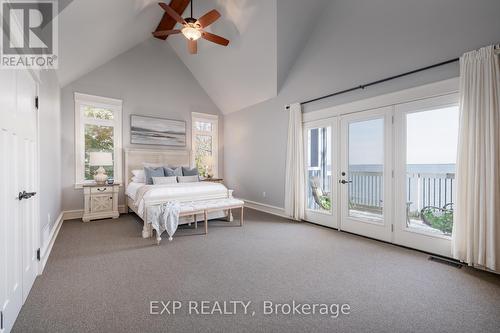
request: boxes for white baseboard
[39,211,64,274]
[63,205,128,220]
[243,199,289,219]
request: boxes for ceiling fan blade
[153,0,190,40]
[153,29,181,37]
[202,32,229,46]
[188,39,197,54]
[159,2,186,25]
[197,9,221,28]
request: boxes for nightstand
[201,178,224,184]
[82,183,120,222]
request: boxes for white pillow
[131,169,145,178]
[131,176,145,183]
[152,176,178,185]
[177,175,200,183]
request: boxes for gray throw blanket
[147,201,181,241]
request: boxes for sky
[348,106,459,165]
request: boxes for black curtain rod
[285,57,459,110]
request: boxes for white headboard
[124,148,191,187]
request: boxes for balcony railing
[307,169,456,215]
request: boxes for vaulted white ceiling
[57,0,163,87]
[56,0,329,113]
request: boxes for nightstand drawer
[90,186,112,194]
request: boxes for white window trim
[74,92,123,188]
[191,112,219,178]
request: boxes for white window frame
[191,112,219,178]
[74,92,123,188]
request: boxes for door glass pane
[306,127,332,212]
[85,124,114,180]
[348,118,384,221]
[405,106,458,237]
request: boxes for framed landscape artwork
[130,115,186,146]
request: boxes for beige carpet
[13,209,500,332]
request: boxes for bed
[124,148,233,238]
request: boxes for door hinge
[35,96,39,109]
[391,224,394,232]
[391,115,394,124]
[392,170,394,178]
[37,248,41,261]
[1,310,3,330]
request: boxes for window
[191,112,218,177]
[75,93,122,187]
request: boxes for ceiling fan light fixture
[181,24,202,41]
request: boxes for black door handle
[339,180,353,184]
[18,191,36,200]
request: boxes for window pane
[194,121,212,132]
[348,118,384,221]
[194,134,213,176]
[85,124,114,180]
[82,105,114,120]
[405,106,458,237]
[306,127,332,212]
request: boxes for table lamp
[89,152,113,185]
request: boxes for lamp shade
[89,152,113,166]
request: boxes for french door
[303,94,459,258]
[0,69,39,333]
[303,119,338,228]
[339,107,393,242]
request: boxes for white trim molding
[63,205,128,221]
[39,212,64,274]
[243,200,289,219]
[74,92,123,188]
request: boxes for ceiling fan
[153,0,229,54]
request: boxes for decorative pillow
[152,176,177,185]
[164,166,183,177]
[131,176,145,183]
[182,166,199,176]
[144,167,165,184]
[131,169,145,178]
[177,175,200,183]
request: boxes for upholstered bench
[155,198,245,245]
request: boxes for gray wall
[38,69,62,247]
[60,39,222,211]
[224,0,500,209]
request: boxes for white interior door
[303,118,338,228]
[339,107,393,242]
[393,94,458,257]
[0,69,39,332]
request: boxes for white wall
[224,0,500,209]
[60,39,222,211]
[38,69,62,249]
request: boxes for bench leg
[204,211,208,234]
[194,214,198,229]
[240,206,244,226]
[227,209,234,222]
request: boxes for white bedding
[126,182,229,217]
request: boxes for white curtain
[452,45,500,271]
[284,103,305,220]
